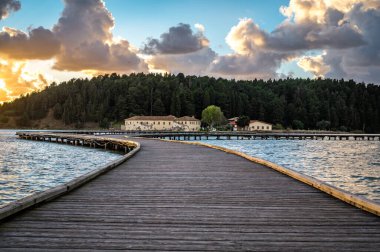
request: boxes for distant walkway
[0,136,379,251]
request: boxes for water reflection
[0,130,121,207]
[197,139,380,202]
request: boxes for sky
[0,0,379,102]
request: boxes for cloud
[0,0,20,20]
[53,0,147,73]
[210,52,290,79]
[266,21,365,51]
[0,0,148,101]
[225,18,267,55]
[298,54,330,77]
[269,0,367,52]
[143,23,216,75]
[142,23,209,55]
[1,0,380,86]
[279,0,380,83]
[0,58,50,102]
[210,18,294,79]
[0,26,61,60]
[147,47,216,75]
[194,23,205,33]
[212,0,380,83]
[0,87,10,103]
[222,11,364,54]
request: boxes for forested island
[0,73,379,132]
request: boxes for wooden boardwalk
[0,137,379,251]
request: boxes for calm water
[197,139,380,202]
[0,130,122,208]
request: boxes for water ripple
[196,139,380,202]
[0,130,121,208]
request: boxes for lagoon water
[0,130,121,208]
[197,139,380,202]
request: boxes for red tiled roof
[175,116,200,121]
[249,120,272,125]
[126,115,200,121]
[126,115,176,121]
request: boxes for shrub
[292,120,304,130]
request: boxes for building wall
[124,119,200,131]
[248,121,272,131]
[124,120,174,131]
[175,120,201,131]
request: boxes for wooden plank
[0,136,379,251]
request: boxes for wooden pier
[136,132,380,141]
[0,134,379,251]
[44,130,380,141]
[16,132,138,153]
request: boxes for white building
[124,115,201,131]
[228,118,272,131]
[248,120,272,131]
[175,116,202,131]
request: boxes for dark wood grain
[0,137,379,251]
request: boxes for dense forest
[0,73,379,132]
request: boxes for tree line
[0,72,379,132]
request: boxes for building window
[158,122,160,125]
[267,126,269,129]
[163,122,165,125]
[262,126,264,129]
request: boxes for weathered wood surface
[137,132,380,141]
[0,137,379,251]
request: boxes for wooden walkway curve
[0,136,379,251]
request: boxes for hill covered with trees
[0,73,379,132]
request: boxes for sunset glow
[0,0,379,102]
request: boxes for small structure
[228,117,239,131]
[248,120,272,131]
[124,115,201,131]
[228,117,272,131]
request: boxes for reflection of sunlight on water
[197,139,380,202]
[0,130,121,207]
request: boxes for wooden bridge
[16,132,138,153]
[136,132,380,141]
[0,133,379,251]
[44,130,380,141]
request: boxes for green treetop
[201,105,224,129]
[236,115,250,128]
